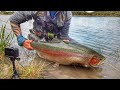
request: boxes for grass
[0,46,50,79]
[0,57,50,79]
[0,60,13,79]
[0,24,50,79]
[0,23,14,78]
[0,51,50,79]
[0,24,14,53]
[17,58,50,79]
[0,22,14,67]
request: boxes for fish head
[88,54,106,67]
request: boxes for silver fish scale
[29,33,102,55]
[68,43,97,54]
[42,41,74,50]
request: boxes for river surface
[0,15,120,79]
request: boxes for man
[9,11,72,50]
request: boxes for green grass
[0,24,14,78]
[17,59,50,79]
[0,24,50,79]
[0,24,14,53]
[0,23,14,63]
[0,59,13,79]
[0,56,50,79]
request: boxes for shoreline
[0,11,14,15]
[72,11,120,17]
[1,11,120,17]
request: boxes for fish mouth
[88,55,105,67]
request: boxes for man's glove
[17,34,33,50]
[17,34,27,46]
[60,36,70,43]
[23,40,33,50]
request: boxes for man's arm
[9,11,36,49]
[10,22,22,37]
[9,11,36,37]
[60,11,72,40]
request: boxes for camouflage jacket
[9,11,72,39]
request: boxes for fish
[29,33,106,68]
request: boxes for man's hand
[23,40,33,50]
[17,34,33,50]
[63,39,70,43]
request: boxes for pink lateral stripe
[37,48,90,58]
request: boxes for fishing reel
[5,47,20,79]
[45,32,55,41]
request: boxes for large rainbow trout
[29,34,105,67]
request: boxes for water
[1,15,120,79]
[69,17,120,58]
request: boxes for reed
[0,24,14,53]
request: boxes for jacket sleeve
[9,11,36,24]
[60,11,72,39]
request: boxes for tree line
[1,11,120,16]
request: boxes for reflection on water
[1,15,120,79]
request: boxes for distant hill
[1,11,120,17]
[72,11,120,17]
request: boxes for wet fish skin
[29,33,105,67]
[30,41,105,67]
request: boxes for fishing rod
[5,47,20,79]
